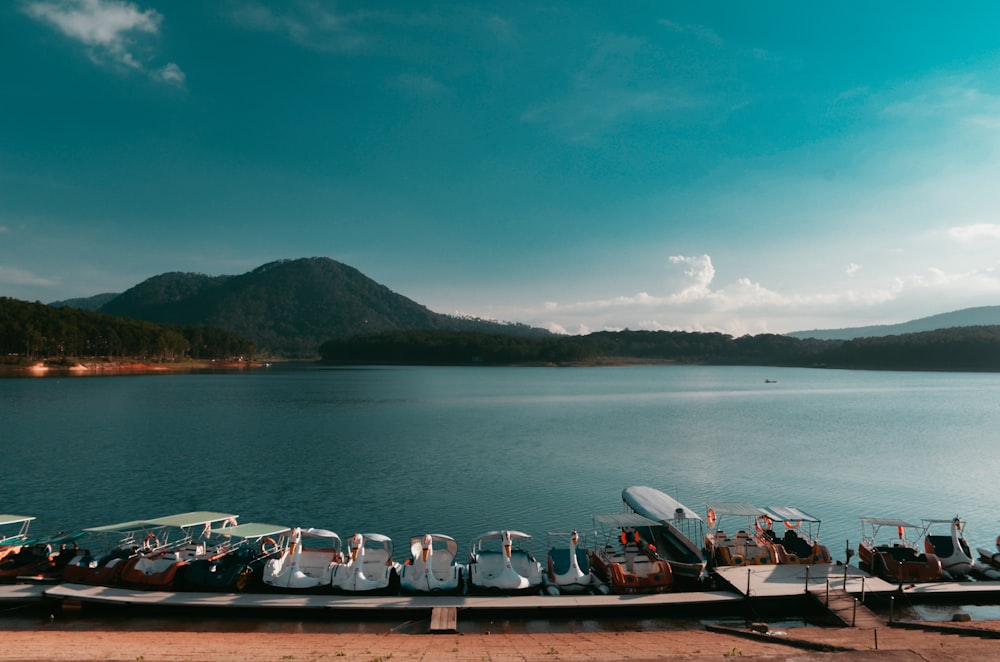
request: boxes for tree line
[0,297,255,363]
[319,326,1000,371]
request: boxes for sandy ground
[4,622,1000,661]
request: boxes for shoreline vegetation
[0,357,272,378]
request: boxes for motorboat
[262,527,343,592]
[467,529,543,594]
[703,502,780,567]
[398,533,464,593]
[588,513,672,594]
[858,517,942,583]
[758,506,832,565]
[923,517,973,579]
[62,519,159,586]
[0,515,34,564]
[117,511,240,590]
[621,486,707,586]
[180,522,290,592]
[543,529,603,595]
[330,532,400,593]
[0,530,85,582]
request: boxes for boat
[397,533,464,594]
[543,530,603,595]
[467,529,543,594]
[588,513,673,594]
[329,532,400,593]
[621,486,707,585]
[0,515,35,564]
[0,530,85,582]
[757,506,832,565]
[703,502,780,567]
[858,517,943,583]
[62,519,160,586]
[117,512,240,590]
[922,517,973,578]
[180,522,290,592]
[262,527,343,592]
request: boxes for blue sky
[4,1,1000,335]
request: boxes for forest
[0,297,256,363]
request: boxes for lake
[3,364,999,568]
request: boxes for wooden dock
[808,587,883,628]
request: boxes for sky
[4,1,1000,335]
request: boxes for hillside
[786,306,1000,340]
[96,257,549,357]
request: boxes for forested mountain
[95,257,549,357]
[787,306,1000,340]
[0,297,255,362]
[50,292,119,311]
[320,325,1000,371]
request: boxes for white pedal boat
[263,527,343,591]
[923,517,974,578]
[544,529,604,595]
[467,529,543,594]
[330,532,400,593]
[398,533,464,593]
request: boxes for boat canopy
[301,528,340,539]
[474,530,533,541]
[759,506,820,524]
[592,513,660,529]
[409,534,458,557]
[357,533,393,547]
[0,515,35,527]
[208,522,289,539]
[706,502,766,518]
[83,520,151,534]
[861,517,919,528]
[144,512,238,528]
[0,515,35,545]
[622,486,701,522]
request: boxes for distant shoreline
[0,358,274,377]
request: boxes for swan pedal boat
[0,515,35,565]
[543,530,605,595]
[589,513,673,594]
[922,517,974,579]
[398,533,464,594]
[758,506,832,565]
[62,519,160,586]
[621,486,707,586]
[858,517,942,583]
[330,532,400,594]
[263,527,343,592]
[467,530,543,594]
[703,502,780,568]
[117,511,240,590]
[180,522,290,592]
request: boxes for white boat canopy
[592,513,661,529]
[861,517,919,528]
[706,502,767,518]
[474,530,533,541]
[301,528,340,539]
[622,486,701,521]
[208,522,290,539]
[0,515,35,544]
[0,515,35,526]
[759,506,821,524]
[144,512,238,528]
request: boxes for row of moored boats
[2,486,998,598]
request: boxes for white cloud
[0,265,58,288]
[846,263,862,276]
[947,223,1000,242]
[23,0,184,86]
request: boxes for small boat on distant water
[703,502,780,567]
[588,513,672,594]
[923,517,973,579]
[858,517,942,583]
[117,512,239,590]
[621,486,706,586]
[467,529,543,594]
[757,506,832,565]
[0,515,35,564]
[180,522,290,592]
[330,532,400,594]
[398,533,464,594]
[263,527,342,592]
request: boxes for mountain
[786,306,1000,340]
[50,292,120,311]
[96,257,549,357]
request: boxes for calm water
[3,364,1000,566]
